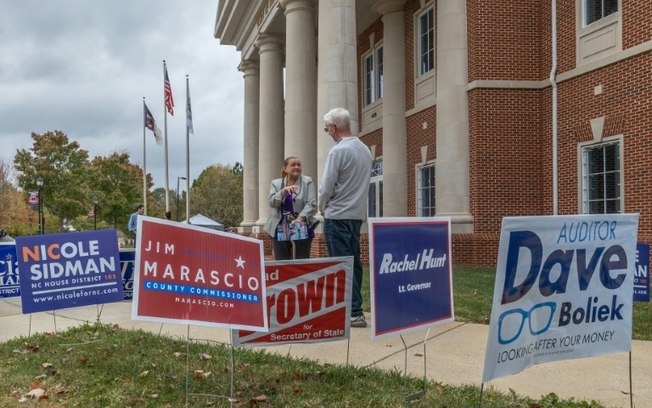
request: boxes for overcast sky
[0,0,243,192]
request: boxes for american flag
[144,103,163,145]
[186,85,194,134]
[164,63,174,116]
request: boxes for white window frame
[416,161,436,217]
[361,40,384,134]
[579,137,623,214]
[576,0,621,65]
[582,0,619,26]
[368,158,383,218]
[362,45,383,107]
[417,7,434,76]
[412,2,436,112]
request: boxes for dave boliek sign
[233,257,352,346]
[482,214,639,382]
[132,217,267,331]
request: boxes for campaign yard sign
[16,230,123,313]
[233,257,353,347]
[369,217,454,339]
[482,214,639,383]
[0,244,20,298]
[634,242,649,302]
[132,217,267,331]
[119,249,135,300]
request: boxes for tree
[191,164,243,228]
[14,131,90,232]
[0,160,34,236]
[74,152,146,234]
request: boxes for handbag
[276,221,308,241]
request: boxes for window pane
[585,0,619,25]
[583,141,621,215]
[604,0,619,17]
[377,47,384,100]
[368,183,377,217]
[417,164,436,216]
[419,9,434,75]
[364,54,374,105]
[379,180,384,217]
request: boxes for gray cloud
[0,0,244,191]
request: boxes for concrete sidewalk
[1,298,650,408]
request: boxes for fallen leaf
[42,363,53,369]
[52,385,66,394]
[414,352,424,357]
[173,352,183,358]
[150,392,159,399]
[26,388,45,399]
[34,375,47,381]
[139,371,150,377]
[228,397,240,403]
[18,396,27,403]
[620,390,631,395]
[79,352,89,365]
[199,353,212,361]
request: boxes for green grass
[2,265,647,407]
[0,324,604,407]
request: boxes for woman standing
[263,156,317,260]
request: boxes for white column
[238,60,259,229]
[435,1,472,231]
[255,35,285,226]
[280,0,318,182]
[373,0,407,216]
[317,0,358,188]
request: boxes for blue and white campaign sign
[634,242,649,302]
[16,230,124,313]
[482,214,639,383]
[369,217,454,339]
[119,249,135,300]
[0,244,20,298]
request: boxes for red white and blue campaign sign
[0,243,20,298]
[16,230,123,313]
[634,242,649,302]
[131,217,267,331]
[369,217,454,339]
[233,257,352,347]
[482,214,639,383]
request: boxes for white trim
[415,160,436,217]
[413,2,436,108]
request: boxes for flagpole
[142,97,148,214]
[163,60,170,213]
[185,74,191,222]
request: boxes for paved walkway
[1,298,650,407]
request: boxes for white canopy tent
[181,214,224,230]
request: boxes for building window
[363,46,383,106]
[582,141,621,214]
[369,159,383,217]
[417,163,435,216]
[418,8,434,76]
[584,0,619,26]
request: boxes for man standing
[128,204,144,245]
[319,108,372,328]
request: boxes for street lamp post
[36,177,43,234]
[176,176,187,221]
[93,196,98,230]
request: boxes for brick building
[214,0,652,267]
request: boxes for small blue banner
[17,230,123,313]
[0,244,20,298]
[634,242,650,302]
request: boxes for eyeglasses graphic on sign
[498,302,556,345]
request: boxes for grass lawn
[1,266,646,407]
